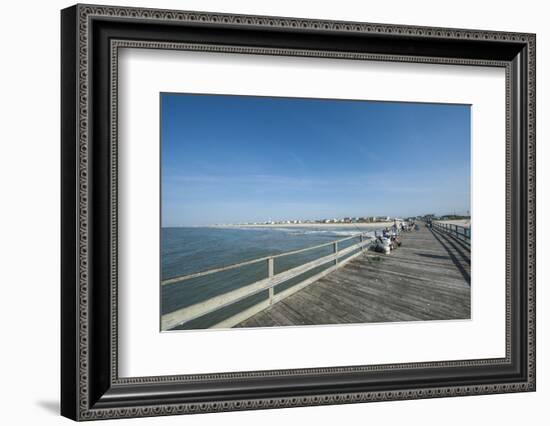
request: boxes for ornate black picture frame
[61,4,536,421]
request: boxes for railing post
[334,241,339,265]
[267,257,274,305]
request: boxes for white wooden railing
[432,221,471,244]
[161,232,373,330]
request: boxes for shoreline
[209,221,395,229]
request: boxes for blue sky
[161,93,470,227]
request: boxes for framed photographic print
[61,4,536,421]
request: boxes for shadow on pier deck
[236,225,471,328]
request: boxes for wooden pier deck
[236,225,471,328]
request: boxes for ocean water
[161,226,380,330]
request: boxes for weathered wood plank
[236,224,471,328]
[163,239,369,329]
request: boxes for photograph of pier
[160,93,471,331]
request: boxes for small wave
[294,230,331,235]
[263,228,333,235]
[230,226,279,232]
[326,230,363,236]
[222,226,382,238]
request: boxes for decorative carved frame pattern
[62,3,536,421]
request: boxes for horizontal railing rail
[432,221,471,243]
[162,233,365,286]
[161,232,374,330]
